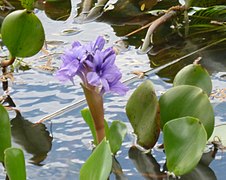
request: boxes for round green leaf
[163,116,207,176]
[126,80,160,149]
[159,85,214,139]
[4,148,26,180]
[173,64,212,95]
[80,139,112,180]
[0,104,11,162]
[1,9,45,57]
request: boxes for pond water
[0,0,226,179]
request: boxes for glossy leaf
[1,10,45,58]
[81,108,109,146]
[108,121,127,155]
[126,80,160,149]
[173,63,212,95]
[209,124,226,147]
[4,148,26,180]
[0,104,11,162]
[163,116,207,176]
[80,138,112,180]
[159,85,214,139]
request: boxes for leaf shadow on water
[10,111,53,166]
[127,146,218,180]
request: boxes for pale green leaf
[4,148,26,180]
[80,138,112,180]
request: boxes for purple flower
[56,36,128,95]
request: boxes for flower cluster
[56,36,128,95]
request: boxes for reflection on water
[11,111,53,165]
[128,145,218,180]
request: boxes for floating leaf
[81,108,109,146]
[1,10,45,58]
[80,138,112,180]
[0,104,11,162]
[4,147,26,180]
[173,63,212,95]
[108,120,127,155]
[126,80,160,149]
[163,116,207,176]
[159,85,214,139]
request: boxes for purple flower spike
[56,36,129,95]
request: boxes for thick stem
[81,84,105,144]
[141,5,186,52]
[1,57,16,68]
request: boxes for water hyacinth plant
[56,36,128,179]
[56,36,128,144]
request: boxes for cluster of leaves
[126,62,214,176]
[79,61,216,179]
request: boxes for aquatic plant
[56,36,128,179]
[56,36,128,143]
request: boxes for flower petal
[87,72,101,86]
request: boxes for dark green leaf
[80,138,112,180]
[159,85,214,139]
[190,6,226,25]
[173,63,212,95]
[126,80,160,149]
[163,116,207,176]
